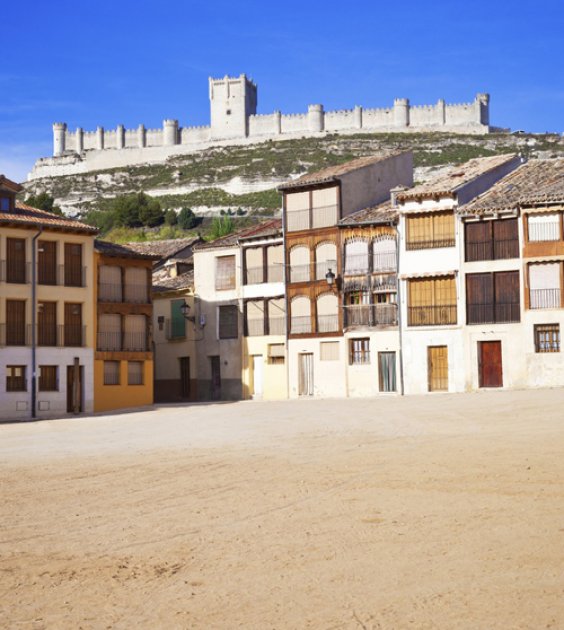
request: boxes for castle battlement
[30,75,491,180]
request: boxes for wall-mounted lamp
[180,300,195,322]
[325,268,336,286]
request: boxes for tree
[25,192,63,216]
[164,209,178,226]
[210,215,234,239]
[111,192,164,228]
[177,207,198,230]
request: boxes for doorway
[428,346,448,392]
[478,341,503,387]
[378,351,397,392]
[298,353,314,396]
[210,356,221,400]
[252,355,264,399]
[66,363,83,413]
[179,357,191,398]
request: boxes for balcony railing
[373,253,396,273]
[530,288,561,309]
[97,331,149,351]
[99,283,123,302]
[406,238,455,251]
[465,239,519,262]
[246,319,265,336]
[315,260,335,280]
[343,303,398,327]
[286,209,310,232]
[311,204,338,229]
[98,282,149,303]
[63,265,87,288]
[0,324,86,347]
[289,264,310,283]
[466,303,520,324]
[372,274,397,292]
[0,260,30,284]
[317,314,339,333]
[290,316,312,334]
[269,317,286,335]
[244,265,285,285]
[408,305,457,326]
[344,255,369,276]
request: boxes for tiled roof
[124,237,202,260]
[0,202,98,234]
[278,152,405,190]
[338,201,398,226]
[460,158,564,215]
[0,175,23,193]
[397,154,519,201]
[95,239,160,259]
[195,219,282,250]
[152,270,194,293]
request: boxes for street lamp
[325,268,336,286]
[180,300,195,322]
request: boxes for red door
[479,341,503,388]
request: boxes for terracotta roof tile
[338,201,398,226]
[95,240,160,259]
[459,158,564,215]
[152,270,194,293]
[397,154,519,200]
[278,152,406,190]
[124,237,202,259]
[195,219,282,250]
[0,202,98,234]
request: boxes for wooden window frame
[215,255,236,291]
[406,212,455,250]
[534,323,560,353]
[103,361,120,386]
[6,365,26,392]
[349,338,370,365]
[39,365,58,391]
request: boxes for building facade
[0,176,98,420]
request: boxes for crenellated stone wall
[29,76,491,181]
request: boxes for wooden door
[7,238,26,283]
[38,240,57,285]
[210,356,221,400]
[38,301,57,346]
[298,353,314,396]
[64,303,83,346]
[428,346,448,392]
[180,357,191,398]
[6,299,26,346]
[66,363,84,413]
[64,243,83,287]
[479,341,503,388]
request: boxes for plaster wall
[93,359,153,412]
[242,335,287,400]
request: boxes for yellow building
[93,241,157,412]
[0,175,98,420]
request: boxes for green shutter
[171,299,186,338]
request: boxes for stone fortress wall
[30,74,490,180]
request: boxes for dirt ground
[1,389,564,629]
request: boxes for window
[39,366,58,391]
[373,236,396,272]
[528,214,561,242]
[64,243,83,287]
[6,366,26,391]
[289,245,310,283]
[315,242,337,280]
[344,240,369,275]
[245,300,264,336]
[267,297,285,335]
[169,299,186,339]
[407,276,457,326]
[0,196,11,212]
[290,296,311,334]
[466,271,520,324]
[103,361,120,385]
[378,352,396,391]
[218,305,238,339]
[98,265,122,302]
[128,361,144,385]
[465,218,519,262]
[349,338,370,365]
[6,299,27,346]
[406,212,455,250]
[215,255,236,290]
[529,263,561,309]
[320,341,339,361]
[98,313,121,351]
[316,293,339,332]
[38,302,57,346]
[6,238,26,284]
[268,343,285,364]
[123,314,147,351]
[124,267,148,303]
[64,303,83,347]
[286,191,310,232]
[244,247,264,284]
[311,187,338,228]
[534,324,560,353]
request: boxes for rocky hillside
[23,132,564,218]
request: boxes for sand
[1,389,564,629]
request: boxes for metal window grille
[534,324,560,353]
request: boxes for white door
[298,353,314,396]
[252,355,264,399]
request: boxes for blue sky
[2,0,562,181]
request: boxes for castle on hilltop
[29,74,491,180]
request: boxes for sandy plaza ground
[1,389,564,629]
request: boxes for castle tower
[163,119,179,146]
[394,99,409,127]
[308,104,324,133]
[476,93,490,126]
[209,74,257,140]
[53,123,67,156]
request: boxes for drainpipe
[395,221,405,396]
[281,193,290,399]
[31,226,44,419]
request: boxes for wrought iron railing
[317,314,339,333]
[290,316,312,334]
[97,331,149,351]
[408,304,457,326]
[406,238,455,251]
[344,303,398,327]
[466,303,520,324]
[289,264,310,283]
[244,265,285,285]
[529,288,561,309]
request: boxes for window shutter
[219,305,238,339]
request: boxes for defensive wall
[29,74,491,180]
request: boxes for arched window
[373,236,396,272]
[344,239,369,275]
[316,293,339,332]
[290,296,311,333]
[289,246,310,283]
[315,242,337,280]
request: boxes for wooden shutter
[433,213,455,245]
[465,222,491,262]
[215,255,236,290]
[64,243,83,287]
[493,218,518,259]
[7,238,26,283]
[466,273,494,324]
[170,299,186,339]
[219,305,238,339]
[6,299,26,345]
[38,301,57,346]
[38,240,57,285]
[495,271,520,322]
[64,302,83,346]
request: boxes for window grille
[103,361,120,385]
[215,256,236,290]
[219,305,238,339]
[349,338,370,365]
[128,361,144,385]
[534,324,560,352]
